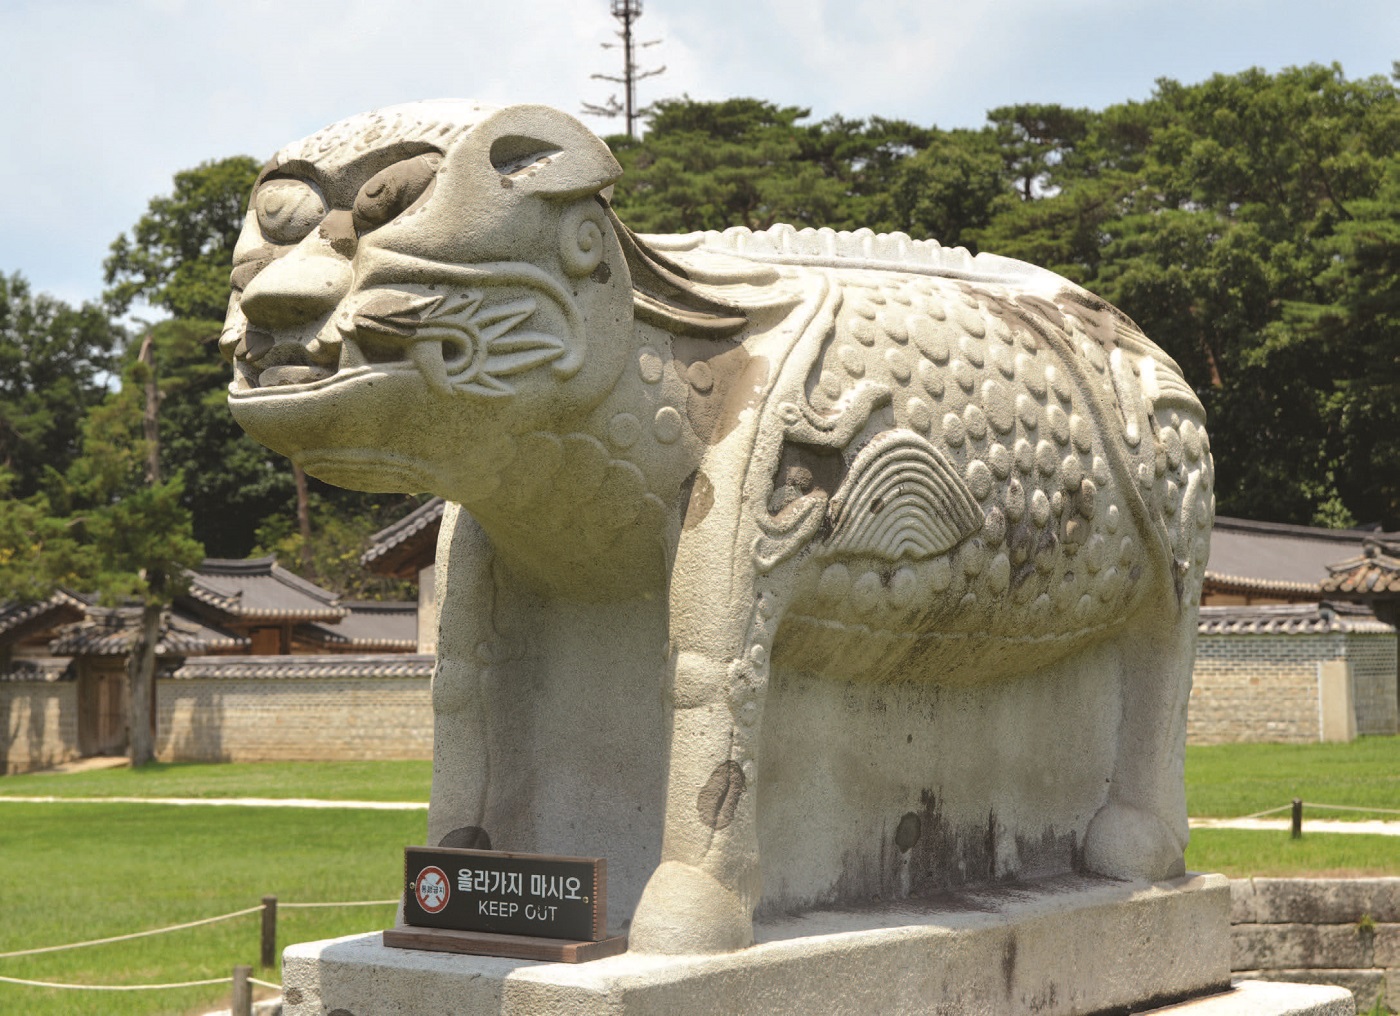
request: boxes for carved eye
[254,178,327,244]
[352,154,442,234]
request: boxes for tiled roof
[0,590,89,639]
[50,607,249,657]
[185,557,347,622]
[361,498,444,577]
[1201,571,1322,598]
[1321,539,1400,597]
[1203,516,1395,594]
[171,653,435,680]
[1197,601,1394,636]
[297,600,419,651]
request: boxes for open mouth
[231,328,464,396]
[258,364,336,387]
[227,284,573,399]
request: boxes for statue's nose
[239,214,355,330]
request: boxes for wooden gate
[78,664,128,756]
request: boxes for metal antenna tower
[582,0,665,139]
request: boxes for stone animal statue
[222,100,1213,954]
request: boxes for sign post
[383,846,628,963]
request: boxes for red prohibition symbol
[414,865,450,913]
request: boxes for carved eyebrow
[259,142,444,209]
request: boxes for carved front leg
[629,537,786,953]
[426,504,498,850]
[626,647,761,952]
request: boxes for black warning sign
[403,846,606,942]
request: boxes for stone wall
[1191,630,1398,744]
[1232,878,1399,1013]
[156,675,433,762]
[0,679,79,774]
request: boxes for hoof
[628,861,753,954]
[1084,801,1186,881]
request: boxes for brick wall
[155,676,433,762]
[0,680,79,774]
[1232,878,1399,1013]
[1191,633,1335,743]
[1190,631,1398,744]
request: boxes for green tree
[0,273,123,499]
[887,128,1006,248]
[0,336,205,765]
[972,64,1399,528]
[140,317,296,558]
[1285,160,1400,525]
[609,98,945,235]
[101,156,301,558]
[987,103,1093,200]
[610,98,846,232]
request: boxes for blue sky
[1,0,1395,311]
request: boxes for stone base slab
[1152,980,1355,1015]
[282,873,1243,1015]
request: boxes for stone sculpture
[222,100,1214,955]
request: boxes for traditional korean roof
[296,600,419,651]
[171,653,435,680]
[361,497,444,578]
[1197,601,1394,636]
[1203,517,1400,600]
[50,607,249,657]
[185,557,347,622]
[0,589,90,642]
[1320,538,1400,598]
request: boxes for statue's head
[221,101,639,498]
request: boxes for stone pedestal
[278,873,1354,1016]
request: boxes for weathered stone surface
[224,100,1212,957]
[1375,922,1400,967]
[1154,980,1355,1015]
[283,874,1231,1016]
[1232,924,1375,971]
[1232,879,1400,925]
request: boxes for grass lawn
[1184,736,1400,821]
[0,800,424,1016]
[0,741,1394,1014]
[0,759,432,802]
[1186,829,1398,877]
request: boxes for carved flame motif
[350,289,567,397]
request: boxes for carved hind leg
[1082,612,1195,880]
[629,592,779,954]
[1085,442,1212,881]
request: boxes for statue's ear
[606,206,750,339]
[475,105,622,200]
